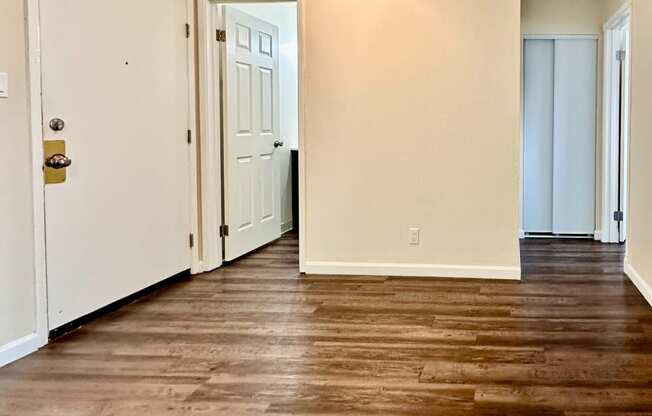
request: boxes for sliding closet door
[553,39,597,235]
[523,40,554,233]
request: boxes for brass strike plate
[44,140,67,184]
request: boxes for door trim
[198,0,306,271]
[602,4,632,244]
[195,0,224,272]
[186,0,203,274]
[25,0,200,345]
[26,0,49,353]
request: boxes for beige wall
[302,0,522,275]
[0,0,37,347]
[521,0,626,235]
[522,0,606,34]
[605,0,629,18]
[627,0,652,301]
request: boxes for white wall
[301,0,522,278]
[0,0,38,364]
[232,2,298,232]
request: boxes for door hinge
[189,233,195,248]
[185,23,191,39]
[187,129,192,144]
[219,224,229,238]
[216,29,226,42]
[614,211,624,222]
[617,50,626,61]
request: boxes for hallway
[1,235,652,415]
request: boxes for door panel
[553,39,597,235]
[523,39,555,233]
[223,7,281,261]
[41,0,191,329]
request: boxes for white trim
[624,258,652,307]
[601,5,631,244]
[281,220,294,234]
[187,0,203,274]
[26,0,49,351]
[303,261,521,280]
[297,0,307,274]
[519,37,525,242]
[593,229,602,241]
[0,334,42,368]
[522,234,594,240]
[196,0,224,272]
[604,2,632,30]
[523,34,599,40]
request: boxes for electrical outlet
[0,72,8,98]
[409,227,420,246]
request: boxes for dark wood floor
[2,234,652,415]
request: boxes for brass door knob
[45,153,72,169]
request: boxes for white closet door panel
[553,39,597,234]
[523,40,554,233]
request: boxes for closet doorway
[522,36,597,238]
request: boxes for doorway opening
[601,5,631,244]
[521,34,598,240]
[196,0,300,270]
[520,2,633,246]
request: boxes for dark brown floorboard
[1,235,652,415]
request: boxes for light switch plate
[0,72,8,98]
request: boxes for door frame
[197,0,305,270]
[601,3,632,244]
[519,34,599,239]
[25,0,201,348]
[22,0,48,355]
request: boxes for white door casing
[602,5,632,244]
[221,6,282,261]
[41,0,192,329]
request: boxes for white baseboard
[302,261,521,280]
[0,333,41,368]
[519,230,525,239]
[281,221,294,234]
[594,230,602,241]
[624,258,652,307]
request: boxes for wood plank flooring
[1,235,652,415]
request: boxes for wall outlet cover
[0,72,8,98]
[409,227,420,246]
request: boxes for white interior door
[552,39,597,235]
[523,39,555,233]
[41,0,192,329]
[222,6,281,261]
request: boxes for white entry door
[41,0,192,329]
[221,7,282,261]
